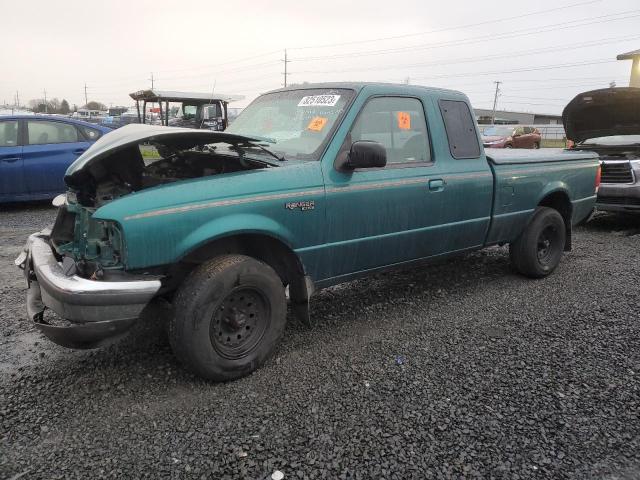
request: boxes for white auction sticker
[297,94,341,107]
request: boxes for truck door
[319,95,492,281]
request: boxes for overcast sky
[1,0,638,114]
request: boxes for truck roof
[264,82,467,98]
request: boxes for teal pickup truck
[16,83,600,380]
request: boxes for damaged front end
[15,226,161,349]
[16,125,275,349]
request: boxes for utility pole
[282,49,291,87]
[15,91,19,108]
[43,89,47,113]
[84,82,88,108]
[150,72,154,89]
[491,81,502,125]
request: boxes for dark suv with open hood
[563,87,640,213]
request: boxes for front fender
[177,213,296,261]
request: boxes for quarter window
[439,100,481,159]
[78,126,101,141]
[27,120,78,145]
[350,97,430,165]
[0,121,19,147]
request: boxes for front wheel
[533,142,540,149]
[169,254,287,381]
[509,207,566,278]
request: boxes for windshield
[581,134,640,146]
[226,88,355,160]
[483,126,513,137]
[178,104,198,120]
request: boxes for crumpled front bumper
[15,230,162,349]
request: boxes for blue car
[0,115,112,202]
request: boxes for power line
[288,0,600,51]
[409,59,617,81]
[294,34,640,75]
[291,10,640,62]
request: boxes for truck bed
[486,148,598,165]
[485,148,600,247]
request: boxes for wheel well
[166,234,310,304]
[538,191,572,250]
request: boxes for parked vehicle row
[0,116,111,202]
[482,125,542,149]
[15,83,601,381]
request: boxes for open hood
[65,124,261,183]
[562,87,640,143]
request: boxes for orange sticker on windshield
[307,116,328,132]
[397,111,411,130]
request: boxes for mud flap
[289,275,315,327]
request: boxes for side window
[350,97,430,165]
[78,126,101,141]
[438,100,480,159]
[0,121,19,147]
[28,121,78,145]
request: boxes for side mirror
[341,141,387,170]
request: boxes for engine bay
[70,141,271,208]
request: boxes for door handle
[428,179,445,192]
[73,149,86,155]
[0,157,21,163]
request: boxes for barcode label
[297,95,341,107]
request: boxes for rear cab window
[438,99,481,159]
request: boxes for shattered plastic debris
[271,470,285,480]
[395,355,406,365]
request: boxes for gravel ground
[1,203,639,479]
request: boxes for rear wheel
[509,207,566,278]
[169,254,286,381]
[533,142,540,149]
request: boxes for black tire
[169,254,286,381]
[533,142,540,149]
[509,207,566,278]
[505,143,513,148]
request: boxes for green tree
[84,101,107,111]
[59,99,70,114]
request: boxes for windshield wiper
[247,134,277,144]
[229,143,283,166]
[246,141,286,162]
